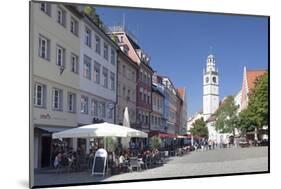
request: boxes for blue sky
[95,6,268,117]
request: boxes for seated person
[54,152,62,168]
[119,154,125,164]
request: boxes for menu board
[92,148,107,176]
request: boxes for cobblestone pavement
[34,146,268,186]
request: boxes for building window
[70,17,79,36]
[40,3,51,16]
[140,70,143,82]
[144,72,147,83]
[103,43,109,60]
[144,90,147,102]
[132,71,135,81]
[71,53,79,74]
[95,35,101,54]
[110,49,115,65]
[68,92,76,112]
[108,107,113,119]
[80,96,89,114]
[83,55,91,80]
[127,89,131,101]
[52,88,63,111]
[123,86,126,98]
[91,99,98,116]
[100,102,106,118]
[57,7,66,27]
[102,67,108,88]
[56,45,65,67]
[33,83,46,107]
[110,72,115,91]
[140,91,143,101]
[85,27,91,47]
[39,35,50,60]
[94,61,101,84]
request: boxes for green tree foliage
[149,136,161,149]
[214,96,239,135]
[238,108,255,135]
[83,6,95,16]
[190,117,208,138]
[105,137,118,152]
[239,73,268,133]
[83,6,103,27]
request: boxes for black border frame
[29,0,270,188]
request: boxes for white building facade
[31,3,84,169]
[31,3,119,169]
[203,54,219,121]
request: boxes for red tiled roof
[246,70,267,91]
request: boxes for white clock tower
[203,54,219,121]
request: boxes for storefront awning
[149,131,176,138]
[177,134,192,138]
[36,126,69,133]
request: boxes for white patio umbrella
[121,107,131,149]
[52,122,147,139]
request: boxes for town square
[30,2,269,187]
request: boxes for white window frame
[110,72,115,91]
[95,35,101,54]
[110,49,115,65]
[103,67,108,88]
[91,99,98,116]
[80,96,89,114]
[39,35,49,60]
[34,83,45,107]
[93,61,101,84]
[56,45,64,67]
[40,3,51,16]
[70,17,78,36]
[83,55,91,80]
[85,27,91,47]
[103,43,108,60]
[57,7,66,27]
[68,92,76,113]
[108,106,113,119]
[52,88,63,111]
[71,53,79,74]
[100,102,106,118]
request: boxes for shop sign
[40,113,51,119]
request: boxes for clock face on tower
[205,77,209,83]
